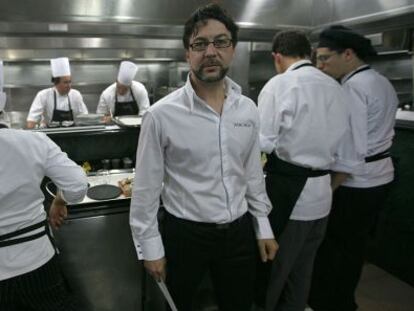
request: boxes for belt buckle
[216,223,230,230]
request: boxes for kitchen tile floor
[200,263,414,311]
[354,263,414,311]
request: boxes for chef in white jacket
[0,128,88,310]
[26,57,88,128]
[308,25,399,311]
[96,61,149,118]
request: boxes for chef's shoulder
[146,86,185,116]
[68,88,84,99]
[101,83,117,97]
[260,73,294,96]
[34,87,54,100]
[4,128,53,151]
[131,80,148,93]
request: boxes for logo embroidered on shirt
[234,122,252,128]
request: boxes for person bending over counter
[26,57,88,129]
[308,25,399,311]
[96,61,149,118]
[257,30,359,311]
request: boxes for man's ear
[185,49,190,62]
[344,48,355,60]
[272,52,281,64]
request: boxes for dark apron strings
[113,87,139,116]
[50,90,74,125]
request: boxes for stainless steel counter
[51,169,144,311]
[396,110,414,130]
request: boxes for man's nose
[204,42,218,56]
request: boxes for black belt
[365,148,391,163]
[264,153,330,177]
[0,220,48,248]
[164,211,249,230]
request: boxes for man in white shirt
[129,4,278,311]
[0,128,88,310]
[96,61,150,118]
[26,57,88,128]
[257,30,360,311]
[308,25,399,311]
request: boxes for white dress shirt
[26,87,88,125]
[259,60,361,220]
[96,81,150,116]
[340,65,398,188]
[130,76,273,261]
[0,129,88,280]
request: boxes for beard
[193,60,229,83]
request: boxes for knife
[157,280,178,311]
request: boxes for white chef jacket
[26,87,88,124]
[130,76,273,261]
[340,65,398,188]
[96,81,150,116]
[0,129,88,281]
[259,60,361,221]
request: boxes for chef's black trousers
[163,211,257,311]
[0,255,80,311]
[308,183,392,311]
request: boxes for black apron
[266,61,321,238]
[343,65,392,164]
[0,219,56,251]
[113,88,139,116]
[264,153,330,239]
[50,90,74,127]
[255,62,329,308]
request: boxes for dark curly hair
[182,4,239,50]
[272,30,311,58]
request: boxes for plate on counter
[113,115,142,127]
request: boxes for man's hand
[144,257,167,282]
[49,193,67,230]
[257,239,279,262]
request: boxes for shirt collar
[341,64,370,84]
[285,59,312,72]
[183,74,242,112]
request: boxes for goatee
[193,65,228,83]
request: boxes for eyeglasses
[189,38,233,51]
[316,53,337,63]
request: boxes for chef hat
[50,57,71,77]
[318,25,377,60]
[117,61,138,86]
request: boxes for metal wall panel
[313,0,414,27]
[0,0,313,29]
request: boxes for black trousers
[0,255,80,311]
[163,212,257,311]
[308,183,392,311]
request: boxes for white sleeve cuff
[135,235,165,261]
[252,216,274,240]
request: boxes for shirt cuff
[134,235,165,261]
[252,216,274,240]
